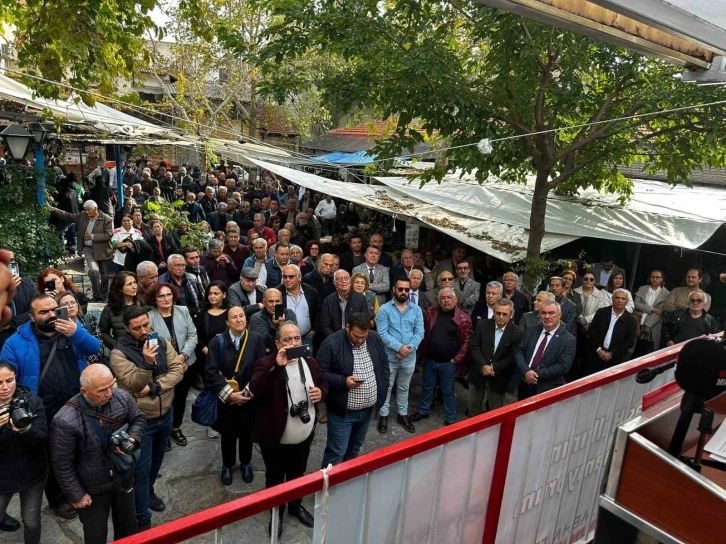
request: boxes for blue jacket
[375,300,425,364]
[0,321,100,394]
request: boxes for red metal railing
[116,343,684,544]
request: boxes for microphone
[636,362,675,384]
[675,338,726,401]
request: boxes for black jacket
[182,202,205,223]
[502,290,530,325]
[588,306,638,368]
[316,329,390,417]
[84,185,114,217]
[662,309,720,345]
[50,390,146,503]
[302,269,336,301]
[0,387,48,494]
[469,319,523,392]
[99,305,130,349]
[319,291,370,339]
[147,234,180,268]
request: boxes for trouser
[518,383,538,401]
[220,409,255,468]
[135,409,173,526]
[259,433,314,514]
[83,248,111,300]
[321,218,335,236]
[379,358,415,417]
[417,358,457,424]
[172,363,200,429]
[76,486,137,544]
[62,224,77,251]
[0,477,46,544]
[321,407,373,467]
[468,380,507,416]
[43,445,66,508]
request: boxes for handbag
[633,329,655,359]
[223,331,249,392]
[191,391,218,426]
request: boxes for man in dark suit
[409,269,430,312]
[501,272,530,325]
[469,298,523,414]
[549,276,577,336]
[586,289,638,376]
[514,300,576,400]
[338,234,366,273]
[276,264,320,348]
[320,270,370,339]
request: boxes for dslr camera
[0,397,36,430]
[289,399,311,424]
[109,426,136,455]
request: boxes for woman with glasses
[605,271,634,313]
[634,270,670,350]
[99,272,141,349]
[55,292,104,365]
[574,272,610,329]
[302,240,320,270]
[145,283,198,448]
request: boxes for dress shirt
[599,268,614,287]
[487,306,494,319]
[84,218,97,247]
[529,328,553,367]
[601,309,624,351]
[247,289,257,306]
[338,294,348,330]
[494,324,506,353]
[409,290,419,305]
[287,289,311,335]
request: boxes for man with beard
[182,247,210,294]
[0,295,101,520]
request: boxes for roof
[257,105,299,136]
[304,119,433,156]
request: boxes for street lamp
[0,123,33,162]
[29,121,51,145]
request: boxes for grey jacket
[149,306,198,365]
[352,263,390,304]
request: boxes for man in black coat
[469,298,523,414]
[585,289,638,376]
[338,234,366,273]
[277,264,320,348]
[317,312,389,466]
[501,272,530,325]
[319,270,371,339]
[51,365,146,543]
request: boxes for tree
[259,0,726,281]
[0,0,160,104]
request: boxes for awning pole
[629,243,642,292]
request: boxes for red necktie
[530,332,550,370]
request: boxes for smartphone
[285,344,312,360]
[353,378,366,384]
[147,332,159,347]
[7,262,19,276]
[45,280,56,292]
[54,306,69,320]
[274,303,284,320]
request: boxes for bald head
[80,365,115,406]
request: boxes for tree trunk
[523,169,551,290]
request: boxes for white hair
[80,364,113,389]
[136,261,158,278]
[438,287,456,300]
[167,254,185,266]
[83,200,98,210]
[283,264,301,278]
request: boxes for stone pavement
[0,370,472,543]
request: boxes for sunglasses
[396,288,411,292]
[583,277,595,282]
[282,275,298,279]
[690,298,704,303]
[440,277,454,281]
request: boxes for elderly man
[208,202,229,232]
[49,200,114,301]
[320,270,370,339]
[520,291,555,331]
[228,267,265,318]
[586,289,638,375]
[303,253,336,302]
[158,254,201,316]
[389,249,416,285]
[267,228,291,259]
[514,301,576,400]
[51,365,146,543]
[663,268,712,313]
[201,240,239,286]
[662,289,720,347]
[235,200,255,231]
[248,213,277,247]
[408,269,429,311]
[265,243,294,289]
[469,298,523,414]
[352,247,390,306]
[277,264,320,347]
[314,194,337,236]
[454,260,480,315]
[424,270,464,310]
[249,289,297,355]
[243,238,269,287]
[501,272,530,324]
[375,277,425,433]
[471,281,504,323]
[410,287,472,426]
[136,261,159,299]
[199,186,217,217]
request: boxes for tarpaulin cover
[308,150,375,165]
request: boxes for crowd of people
[0,163,722,543]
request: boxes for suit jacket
[149,306,199,365]
[248,353,328,445]
[514,323,576,394]
[557,296,577,336]
[51,209,114,261]
[456,278,481,315]
[503,290,531,325]
[588,306,638,368]
[319,291,370,339]
[227,282,266,318]
[352,263,390,305]
[590,263,627,289]
[469,319,523,392]
[339,251,365,274]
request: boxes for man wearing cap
[49,199,114,301]
[228,267,266,318]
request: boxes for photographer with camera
[0,360,47,542]
[248,322,327,538]
[51,365,146,543]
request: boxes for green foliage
[140,197,209,251]
[0,168,64,275]
[1,0,159,104]
[259,0,726,273]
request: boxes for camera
[1,397,36,430]
[109,426,136,455]
[289,399,311,424]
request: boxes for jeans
[417,358,457,424]
[321,407,373,467]
[77,486,137,544]
[379,358,415,417]
[83,248,111,300]
[135,409,173,526]
[0,477,46,544]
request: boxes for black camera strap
[37,337,60,387]
[66,399,124,451]
[283,357,309,406]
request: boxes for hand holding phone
[55,306,69,320]
[147,332,159,347]
[274,303,284,321]
[285,344,312,360]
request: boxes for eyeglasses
[582,277,595,282]
[156,293,173,299]
[282,274,298,279]
[60,300,78,307]
[689,298,704,303]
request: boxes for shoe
[138,521,151,531]
[319,413,328,424]
[207,427,220,439]
[166,438,172,452]
[149,492,166,512]
[170,428,187,446]
[0,514,20,532]
[241,464,254,484]
[445,421,455,426]
[50,502,78,520]
[290,505,314,527]
[377,416,388,433]
[409,412,429,423]
[268,510,284,538]
[221,466,233,486]
[397,414,416,433]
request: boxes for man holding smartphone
[249,289,297,356]
[317,312,389,466]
